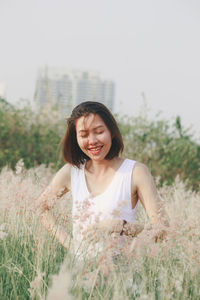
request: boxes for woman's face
[75,113,112,161]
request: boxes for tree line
[0,98,199,191]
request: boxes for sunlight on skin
[38,114,169,253]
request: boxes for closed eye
[80,134,88,138]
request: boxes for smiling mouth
[88,146,103,154]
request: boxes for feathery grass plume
[1,164,200,299]
[0,223,8,239]
[47,261,73,300]
[28,271,45,298]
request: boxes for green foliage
[117,113,200,191]
[0,98,199,191]
[0,98,63,171]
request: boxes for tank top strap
[120,158,136,172]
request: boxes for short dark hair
[61,101,124,167]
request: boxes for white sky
[0,0,200,138]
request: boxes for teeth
[88,146,102,151]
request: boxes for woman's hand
[82,219,144,240]
[122,222,144,237]
[127,222,170,254]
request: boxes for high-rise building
[34,67,115,115]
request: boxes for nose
[88,133,98,145]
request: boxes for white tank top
[70,159,138,255]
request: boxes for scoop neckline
[82,159,127,199]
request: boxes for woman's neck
[85,157,123,175]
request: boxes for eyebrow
[78,125,104,133]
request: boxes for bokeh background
[0,0,200,137]
[1,2,200,299]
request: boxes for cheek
[103,132,112,146]
[77,137,87,150]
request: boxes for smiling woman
[38,101,168,257]
[62,101,124,167]
[76,114,112,159]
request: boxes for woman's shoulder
[133,161,149,172]
[124,159,148,173]
[131,161,153,187]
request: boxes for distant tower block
[34,67,115,115]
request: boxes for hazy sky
[0,0,200,138]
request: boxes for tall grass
[0,162,200,299]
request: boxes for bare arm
[133,162,168,225]
[127,162,169,244]
[37,164,71,248]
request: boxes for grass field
[0,162,200,299]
